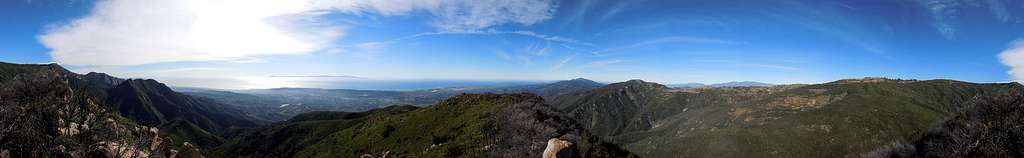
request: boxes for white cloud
[40,0,343,66]
[344,29,595,57]
[332,0,558,31]
[40,0,559,66]
[998,39,1024,81]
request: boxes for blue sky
[2,0,1024,89]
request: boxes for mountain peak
[81,72,125,88]
[621,79,657,85]
[569,77,594,82]
[625,79,647,83]
[606,79,668,90]
[559,78,600,85]
[84,72,106,76]
[115,79,178,98]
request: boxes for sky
[2,0,1024,89]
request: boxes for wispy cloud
[550,53,576,71]
[985,0,1011,22]
[407,30,598,48]
[590,36,739,56]
[558,0,594,31]
[353,42,389,50]
[348,29,597,54]
[917,0,1015,40]
[525,42,552,56]
[915,0,1015,39]
[789,2,889,56]
[334,0,559,32]
[598,1,631,23]
[922,0,963,40]
[584,59,627,68]
[493,49,533,65]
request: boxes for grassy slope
[556,79,1022,158]
[295,94,525,157]
[160,119,224,148]
[212,106,419,158]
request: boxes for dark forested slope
[869,90,1024,158]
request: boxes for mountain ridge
[0,62,200,157]
[552,78,1023,157]
[1,62,265,151]
[669,81,774,88]
[107,79,263,132]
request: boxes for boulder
[543,138,576,158]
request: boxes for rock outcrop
[544,138,576,158]
[0,63,178,157]
[487,94,624,157]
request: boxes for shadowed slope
[106,79,261,135]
